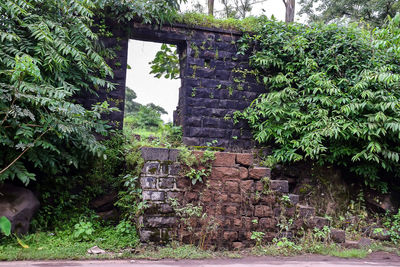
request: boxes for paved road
[1,257,400,267]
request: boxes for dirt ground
[1,252,400,267]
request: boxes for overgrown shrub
[235,15,400,192]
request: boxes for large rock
[0,184,40,234]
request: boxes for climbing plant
[235,15,400,192]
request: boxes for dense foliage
[0,0,115,185]
[236,15,400,192]
[299,0,400,26]
[0,0,185,185]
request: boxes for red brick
[239,167,249,179]
[242,217,252,229]
[209,180,222,188]
[236,153,254,166]
[232,242,244,249]
[249,167,271,180]
[211,167,240,180]
[223,218,232,228]
[241,180,253,192]
[255,181,263,191]
[226,206,237,215]
[233,218,242,227]
[225,181,239,193]
[185,191,198,202]
[230,194,242,203]
[213,152,236,166]
[254,205,273,217]
[215,193,228,202]
[200,192,212,202]
[223,231,238,241]
[176,177,191,189]
[259,218,276,230]
[260,194,275,204]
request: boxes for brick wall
[137,147,332,249]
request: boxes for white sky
[125,1,300,122]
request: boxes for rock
[365,191,398,213]
[358,237,373,248]
[97,209,119,221]
[87,246,106,254]
[343,240,359,249]
[0,184,40,234]
[369,228,391,241]
[330,229,345,243]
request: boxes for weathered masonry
[139,147,343,248]
[76,19,265,150]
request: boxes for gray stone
[330,229,346,243]
[169,163,181,176]
[310,216,330,229]
[151,192,165,201]
[146,216,177,227]
[140,177,157,189]
[289,194,299,205]
[158,178,174,189]
[0,184,40,234]
[141,147,169,161]
[142,162,160,175]
[168,149,179,162]
[270,180,289,193]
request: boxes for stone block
[254,205,273,217]
[223,231,238,241]
[213,152,236,167]
[146,216,177,227]
[224,181,239,193]
[142,162,160,175]
[240,180,253,192]
[142,191,165,201]
[236,153,254,167]
[249,167,271,180]
[176,177,191,189]
[214,193,229,202]
[297,205,315,217]
[259,218,276,230]
[330,229,346,243]
[232,242,244,250]
[270,180,289,193]
[141,147,169,161]
[166,192,183,201]
[311,216,330,229]
[210,167,240,180]
[239,167,249,179]
[289,194,300,205]
[168,149,179,162]
[140,177,157,189]
[158,178,175,189]
[230,194,242,203]
[169,163,180,176]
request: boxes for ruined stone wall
[138,147,334,249]
[80,19,265,149]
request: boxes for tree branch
[0,128,51,175]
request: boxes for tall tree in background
[220,0,268,19]
[283,0,295,22]
[298,0,400,26]
[208,0,215,15]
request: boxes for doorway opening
[123,40,182,144]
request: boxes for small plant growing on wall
[178,147,215,185]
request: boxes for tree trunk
[283,0,295,22]
[208,0,214,16]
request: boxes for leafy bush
[235,16,400,192]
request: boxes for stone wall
[139,147,333,249]
[80,19,265,149]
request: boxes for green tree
[299,0,400,26]
[124,87,141,114]
[0,0,184,185]
[236,16,400,192]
